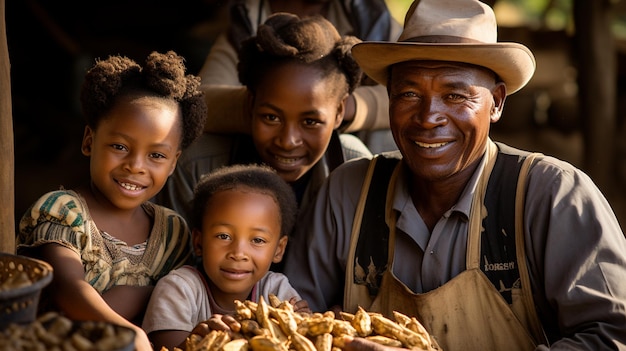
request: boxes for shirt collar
[392,153,488,218]
[391,150,488,250]
[453,152,488,218]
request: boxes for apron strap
[467,140,499,269]
[345,156,379,300]
[385,162,403,267]
[515,152,548,345]
[468,141,547,345]
[344,154,401,311]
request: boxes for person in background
[16,51,207,351]
[155,13,373,271]
[197,0,402,152]
[284,0,626,350]
[144,164,310,350]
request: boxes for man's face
[387,61,505,183]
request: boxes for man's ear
[81,126,94,156]
[490,82,507,123]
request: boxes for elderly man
[283,0,626,350]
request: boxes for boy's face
[192,188,287,309]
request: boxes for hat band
[402,35,485,44]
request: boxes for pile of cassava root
[163,294,440,351]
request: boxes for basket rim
[0,253,53,299]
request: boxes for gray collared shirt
[284,144,626,349]
[391,152,481,292]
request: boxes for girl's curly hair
[237,13,362,99]
[79,51,207,150]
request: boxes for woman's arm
[342,84,390,133]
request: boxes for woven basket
[0,253,53,328]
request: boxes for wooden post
[0,0,15,253]
[0,0,16,253]
[573,0,616,193]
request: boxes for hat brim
[352,41,536,95]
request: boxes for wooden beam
[573,0,616,192]
[0,0,16,253]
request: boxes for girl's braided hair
[79,50,207,150]
[237,13,362,98]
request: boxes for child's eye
[303,118,323,127]
[262,114,280,123]
[216,233,231,240]
[149,152,167,159]
[111,144,127,151]
[251,237,267,245]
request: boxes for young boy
[143,164,309,350]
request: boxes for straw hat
[351,0,536,95]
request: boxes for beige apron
[346,141,546,351]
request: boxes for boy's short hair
[191,164,298,237]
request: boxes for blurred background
[6,0,626,229]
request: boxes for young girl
[16,51,207,351]
[143,164,310,350]
[156,13,373,272]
